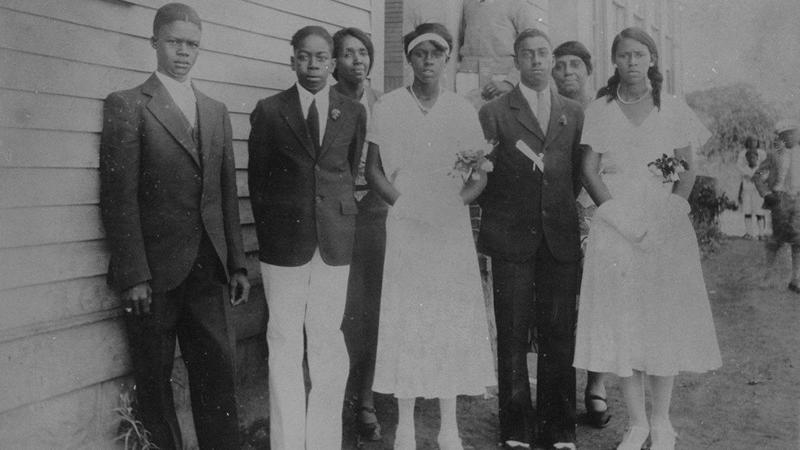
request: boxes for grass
[114,389,159,450]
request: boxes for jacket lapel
[279,85,316,159]
[195,88,214,175]
[142,74,201,168]
[543,89,565,150]
[509,86,545,143]
[319,89,345,159]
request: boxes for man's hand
[229,272,251,306]
[123,282,152,316]
[481,80,514,100]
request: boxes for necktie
[537,90,549,135]
[307,98,320,155]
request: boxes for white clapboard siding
[0,318,130,412]
[0,0,380,445]
[0,48,276,116]
[0,276,118,336]
[0,166,249,209]
[0,241,109,291]
[0,122,250,171]
[1,128,101,168]
[0,376,133,449]
[0,9,296,90]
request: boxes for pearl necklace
[616,84,651,105]
[408,85,439,114]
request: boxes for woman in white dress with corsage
[573,27,722,450]
[365,23,495,450]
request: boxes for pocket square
[515,140,544,172]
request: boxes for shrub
[689,175,736,256]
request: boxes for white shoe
[616,425,649,450]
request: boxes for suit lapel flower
[330,108,341,121]
[559,114,568,126]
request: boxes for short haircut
[153,3,202,36]
[513,28,551,55]
[553,40,593,75]
[291,26,334,52]
[403,22,453,55]
[332,27,375,79]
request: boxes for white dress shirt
[155,71,197,127]
[519,81,550,135]
[296,82,330,147]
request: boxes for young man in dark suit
[247,25,366,450]
[99,4,250,449]
[478,28,584,450]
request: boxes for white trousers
[261,252,350,450]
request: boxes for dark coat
[247,85,367,266]
[100,74,247,293]
[477,85,584,263]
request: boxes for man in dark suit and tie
[247,26,366,450]
[478,28,584,450]
[99,4,250,450]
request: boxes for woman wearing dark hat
[552,39,613,430]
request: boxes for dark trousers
[343,191,388,401]
[125,235,240,450]
[492,243,577,446]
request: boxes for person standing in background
[458,0,540,108]
[99,4,250,449]
[551,39,612,430]
[332,26,386,444]
[754,120,800,293]
[737,136,767,239]
[247,25,366,450]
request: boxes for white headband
[406,33,451,56]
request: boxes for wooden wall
[0,0,381,447]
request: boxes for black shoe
[355,406,382,442]
[788,282,800,294]
[585,394,612,428]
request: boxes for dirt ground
[238,237,800,449]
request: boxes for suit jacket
[753,148,786,197]
[477,85,584,263]
[248,85,367,266]
[100,74,247,293]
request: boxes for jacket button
[315,195,323,204]
[530,227,537,234]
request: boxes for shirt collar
[518,82,549,110]
[296,82,330,103]
[155,71,194,95]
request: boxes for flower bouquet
[647,153,688,183]
[449,141,496,181]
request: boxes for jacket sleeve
[476,104,500,209]
[350,102,368,177]
[571,107,585,199]
[99,92,152,290]
[247,100,270,229]
[220,104,247,275]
